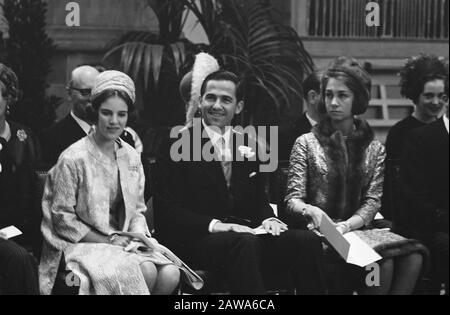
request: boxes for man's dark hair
[200,70,244,102]
[302,71,322,99]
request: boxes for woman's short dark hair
[90,89,135,122]
[0,63,19,108]
[200,70,244,102]
[400,54,448,104]
[319,57,372,116]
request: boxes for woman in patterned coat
[285,57,427,295]
[39,71,180,295]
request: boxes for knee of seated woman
[0,240,32,263]
[140,261,158,277]
[397,252,423,266]
[379,258,395,270]
[158,265,180,283]
[407,252,423,261]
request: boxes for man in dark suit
[400,106,449,289]
[279,71,324,161]
[154,70,326,295]
[39,65,135,169]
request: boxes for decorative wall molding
[45,0,158,52]
[47,26,133,51]
[302,38,449,59]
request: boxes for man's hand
[0,232,7,240]
[263,220,288,236]
[212,222,255,234]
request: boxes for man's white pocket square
[249,172,257,178]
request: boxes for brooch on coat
[238,146,256,159]
[17,129,28,142]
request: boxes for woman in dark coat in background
[0,63,40,295]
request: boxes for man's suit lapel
[223,129,252,191]
[230,131,257,192]
[55,115,87,161]
[67,114,88,140]
[191,125,254,209]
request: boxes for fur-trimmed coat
[285,118,430,262]
[285,117,385,225]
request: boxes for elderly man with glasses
[40,65,136,169]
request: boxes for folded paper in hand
[0,226,23,239]
[117,232,204,290]
[319,216,382,267]
[253,227,270,235]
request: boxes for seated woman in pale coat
[285,57,428,295]
[39,71,180,295]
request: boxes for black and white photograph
[0,0,448,302]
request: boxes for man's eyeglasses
[68,87,92,97]
[422,92,449,103]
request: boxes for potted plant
[103,0,313,158]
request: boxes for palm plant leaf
[103,41,165,89]
[170,42,185,76]
[102,0,313,127]
[150,44,164,87]
[182,0,220,40]
[146,0,186,41]
[143,44,153,90]
[211,0,313,121]
[251,69,291,110]
[130,44,144,80]
[122,43,138,74]
[258,62,303,93]
[104,1,190,94]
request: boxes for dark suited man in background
[154,70,326,295]
[400,99,449,292]
[279,70,325,161]
[39,65,135,169]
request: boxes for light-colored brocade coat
[285,118,429,260]
[39,134,152,295]
[285,118,385,225]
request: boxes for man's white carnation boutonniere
[238,146,256,159]
[17,129,28,142]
